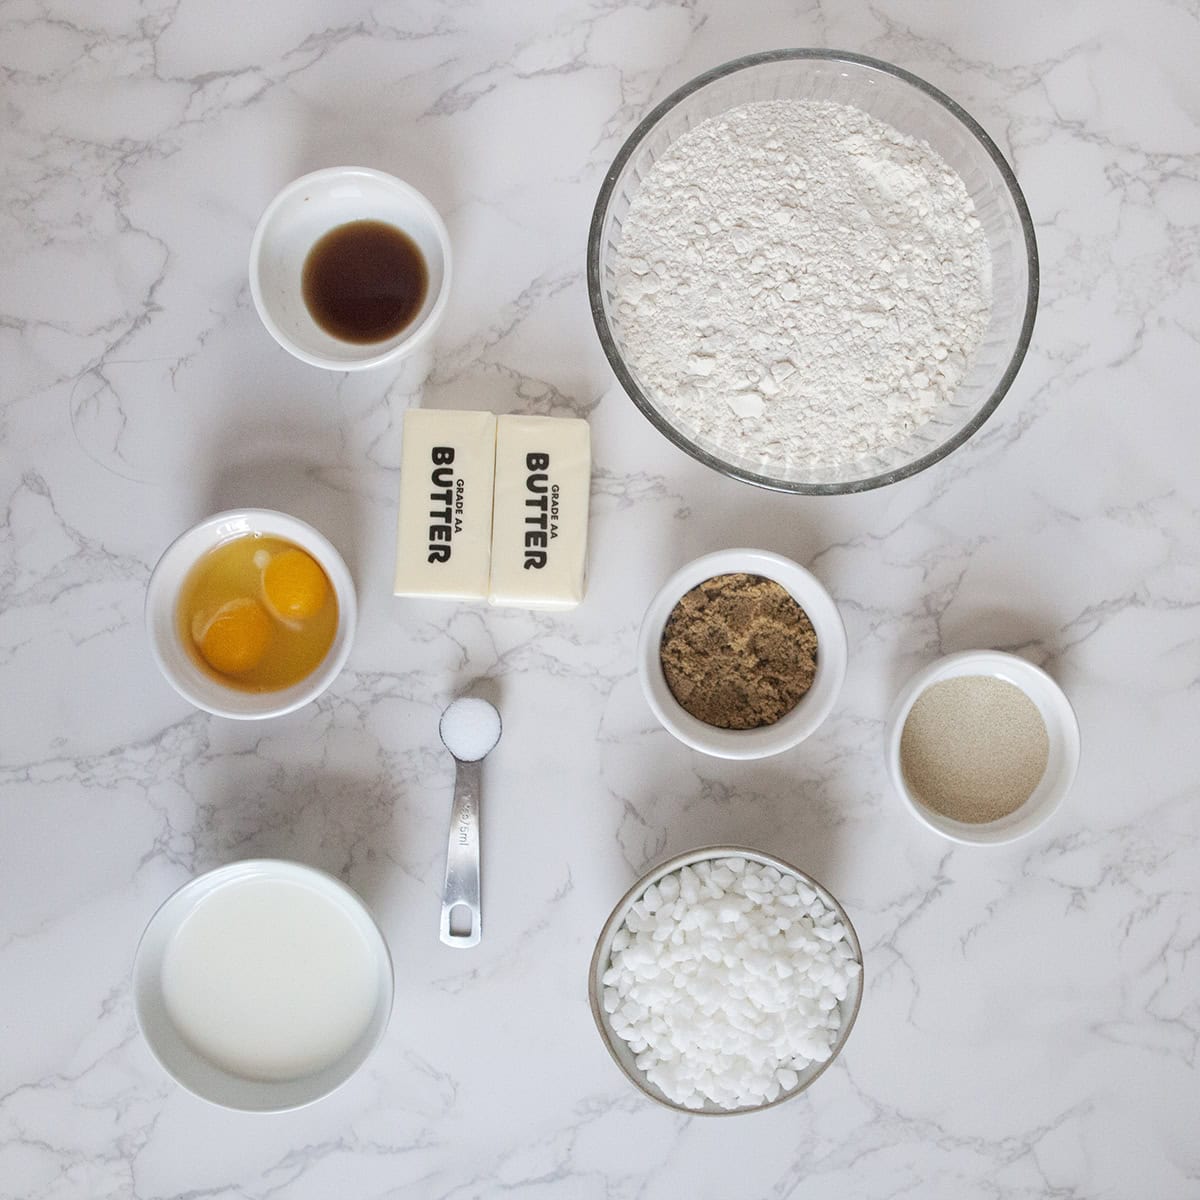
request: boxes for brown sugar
[659,573,818,730]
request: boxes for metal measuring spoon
[438,697,502,948]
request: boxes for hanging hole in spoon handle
[440,757,482,948]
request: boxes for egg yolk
[261,548,329,622]
[194,598,273,675]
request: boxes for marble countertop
[2,1,1198,1196]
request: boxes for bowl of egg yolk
[146,509,356,719]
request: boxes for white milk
[161,875,380,1082]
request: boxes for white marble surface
[2,0,1198,1196]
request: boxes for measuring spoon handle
[440,758,481,948]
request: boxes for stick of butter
[394,409,496,601]
[488,415,590,610]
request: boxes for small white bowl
[885,650,1081,845]
[589,845,863,1115]
[637,549,848,759]
[249,166,452,371]
[133,859,393,1112]
[145,508,356,720]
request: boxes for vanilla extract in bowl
[302,219,428,343]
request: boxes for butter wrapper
[488,415,590,610]
[394,409,496,601]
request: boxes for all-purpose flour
[613,100,993,469]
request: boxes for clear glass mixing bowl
[587,49,1039,494]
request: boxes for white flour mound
[613,99,993,470]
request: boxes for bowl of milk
[133,860,393,1111]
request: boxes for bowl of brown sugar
[885,650,1081,844]
[637,549,847,759]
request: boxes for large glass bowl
[587,50,1039,494]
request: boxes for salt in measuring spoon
[438,697,502,948]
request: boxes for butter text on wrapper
[523,452,555,569]
[427,446,459,563]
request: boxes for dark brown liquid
[302,220,428,343]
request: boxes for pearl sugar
[601,857,860,1110]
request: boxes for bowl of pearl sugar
[589,846,863,1114]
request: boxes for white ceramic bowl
[133,859,393,1112]
[249,166,452,370]
[145,508,357,720]
[589,845,863,1115]
[885,650,1081,845]
[638,549,847,759]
